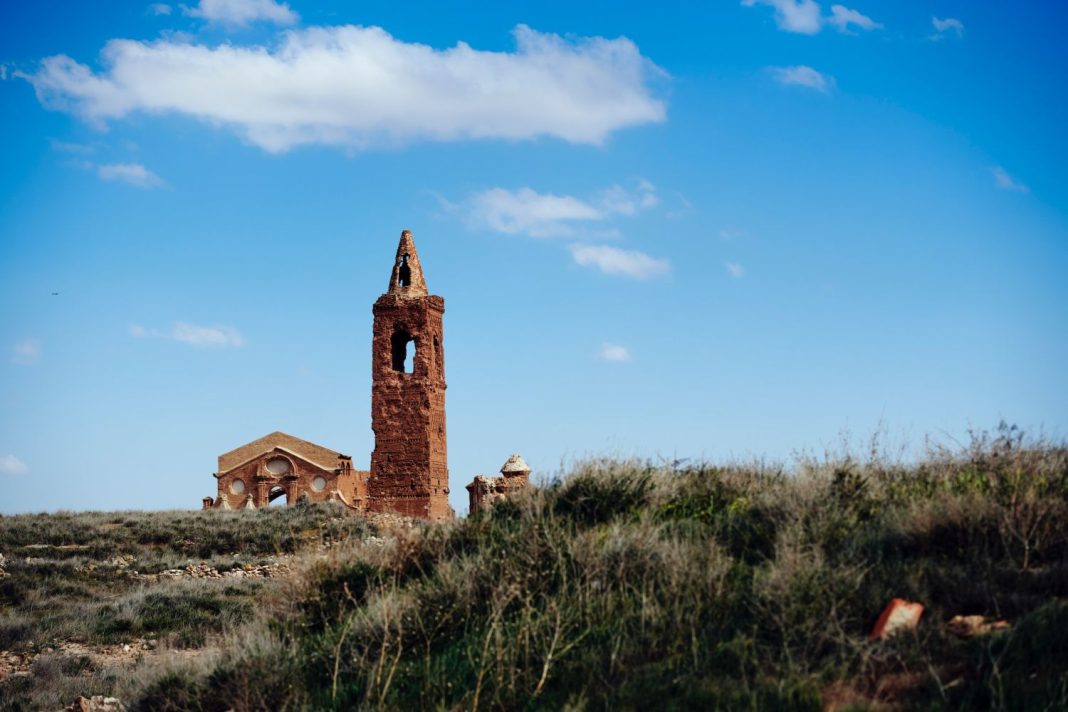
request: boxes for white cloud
[568,244,670,280]
[468,188,602,237]
[0,65,8,81]
[744,1,880,34]
[173,322,245,346]
[992,166,1028,193]
[599,343,632,362]
[11,338,41,365]
[184,0,297,27]
[23,25,666,154]
[0,455,29,476]
[598,179,659,216]
[150,3,172,15]
[743,0,822,34]
[719,227,747,241]
[130,322,245,347]
[771,65,832,93]
[828,5,881,32]
[931,16,964,39]
[725,261,746,278]
[97,162,164,188]
[466,181,659,238]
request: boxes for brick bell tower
[368,230,452,520]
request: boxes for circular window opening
[230,479,246,494]
[311,476,327,492]
[266,457,290,475]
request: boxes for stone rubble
[130,561,292,582]
[65,695,126,711]
[946,614,1011,637]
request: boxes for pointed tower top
[387,229,428,297]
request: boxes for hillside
[2,427,1067,710]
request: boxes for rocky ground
[0,505,388,711]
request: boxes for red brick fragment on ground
[869,598,924,640]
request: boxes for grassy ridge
[129,427,1068,710]
[0,505,369,710]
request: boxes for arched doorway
[267,485,288,507]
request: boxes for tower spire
[387,229,428,297]
[370,228,451,520]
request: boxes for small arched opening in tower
[398,253,411,287]
[391,327,416,373]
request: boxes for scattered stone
[65,695,125,711]
[870,599,924,640]
[129,559,291,582]
[946,615,1010,637]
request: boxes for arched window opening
[268,486,288,506]
[391,328,416,373]
[398,253,411,287]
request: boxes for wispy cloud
[931,16,964,40]
[466,181,659,238]
[50,139,95,154]
[97,162,164,188]
[743,1,879,35]
[0,455,29,476]
[599,343,632,362]
[11,338,41,365]
[130,322,245,347]
[468,188,602,238]
[827,4,881,33]
[23,25,665,153]
[725,261,746,278]
[665,194,694,220]
[743,0,822,34]
[991,166,1028,193]
[150,3,172,15]
[568,244,670,280]
[771,65,833,93]
[598,179,659,216]
[183,0,298,27]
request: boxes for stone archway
[267,485,288,507]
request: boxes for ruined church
[203,230,529,518]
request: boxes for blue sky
[1,0,1066,514]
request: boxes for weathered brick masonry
[466,454,531,514]
[204,230,453,520]
[368,231,452,520]
[210,431,367,510]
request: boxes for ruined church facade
[204,231,453,520]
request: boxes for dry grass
[0,504,369,711]
[4,426,1067,710]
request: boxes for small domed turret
[500,454,531,484]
